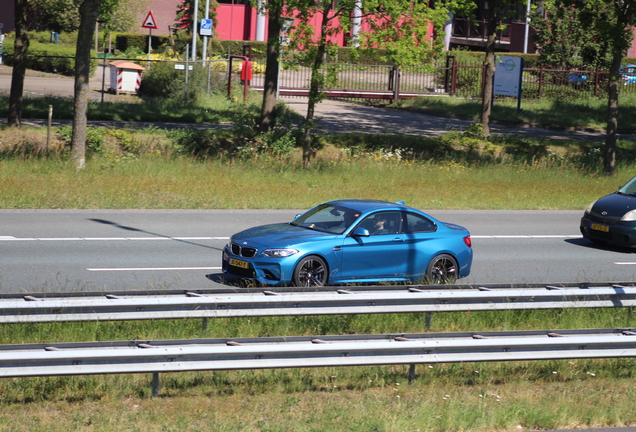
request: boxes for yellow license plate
[591,223,610,232]
[229,258,249,269]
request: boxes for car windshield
[290,204,361,234]
[618,176,636,196]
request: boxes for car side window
[359,211,402,235]
[403,212,436,233]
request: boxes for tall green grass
[0,155,631,210]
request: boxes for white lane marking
[614,262,636,265]
[472,235,581,239]
[0,235,582,241]
[0,236,229,241]
[87,267,222,272]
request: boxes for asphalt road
[3,209,636,294]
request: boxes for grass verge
[399,93,636,132]
[1,309,635,431]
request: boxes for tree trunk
[604,49,622,175]
[71,0,103,170]
[257,7,283,133]
[480,10,500,137]
[302,8,330,169]
[7,0,29,128]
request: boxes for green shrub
[57,126,105,154]
[115,33,170,55]
[2,39,97,76]
[137,61,225,101]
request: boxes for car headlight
[585,200,597,215]
[262,248,299,258]
[622,210,636,221]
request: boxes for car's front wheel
[426,254,458,284]
[293,255,328,287]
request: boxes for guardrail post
[408,364,416,384]
[425,312,432,330]
[152,372,160,397]
[202,317,208,331]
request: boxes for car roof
[322,198,413,213]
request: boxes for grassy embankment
[2,92,636,431]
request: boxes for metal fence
[1,54,633,105]
[444,57,636,100]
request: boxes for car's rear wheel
[426,254,458,284]
[293,255,328,287]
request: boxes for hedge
[1,39,98,76]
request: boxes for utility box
[109,60,145,95]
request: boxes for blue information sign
[200,19,213,36]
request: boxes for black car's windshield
[618,176,636,195]
[290,204,361,234]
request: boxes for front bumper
[222,247,290,285]
[580,216,636,246]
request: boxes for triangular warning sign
[142,11,158,29]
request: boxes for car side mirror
[351,228,370,237]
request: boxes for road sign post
[200,17,213,61]
[141,11,158,69]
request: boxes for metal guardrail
[2,283,636,323]
[2,328,636,379]
[4,282,636,396]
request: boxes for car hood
[231,223,338,248]
[592,193,636,217]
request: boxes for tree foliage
[175,0,219,32]
[531,0,636,174]
[531,1,612,68]
[25,0,148,33]
[283,0,456,167]
[360,0,450,68]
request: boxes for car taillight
[463,236,472,248]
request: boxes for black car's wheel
[293,255,328,287]
[426,254,458,284]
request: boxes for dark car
[222,199,473,287]
[580,175,636,246]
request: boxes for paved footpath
[282,97,632,143]
[7,94,635,144]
